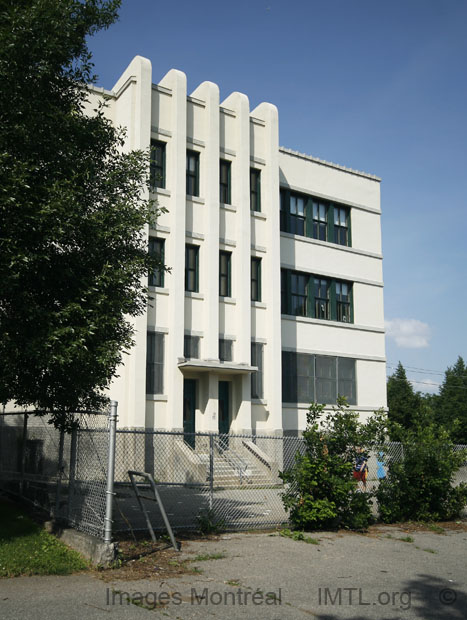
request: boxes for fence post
[209,434,214,510]
[20,413,28,496]
[66,425,78,525]
[104,401,118,544]
[55,427,65,520]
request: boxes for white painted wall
[89,56,387,432]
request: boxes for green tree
[280,399,383,531]
[436,357,467,444]
[376,411,467,522]
[0,0,164,422]
[386,362,421,438]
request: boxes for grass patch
[192,552,226,562]
[0,499,88,577]
[398,536,414,543]
[422,548,437,554]
[225,579,241,587]
[279,528,319,545]
[427,524,445,534]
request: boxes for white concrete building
[87,56,386,435]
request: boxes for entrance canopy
[178,359,257,375]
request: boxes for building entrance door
[218,381,230,449]
[183,379,196,449]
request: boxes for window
[336,280,351,322]
[315,356,337,404]
[334,206,349,246]
[251,342,264,399]
[186,150,199,196]
[148,237,165,287]
[314,278,330,320]
[150,140,166,189]
[290,272,309,316]
[281,269,353,323]
[282,352,356,405]
[289,194,306,236]
[219,339,233,362]
[219,251,231,297]
[312,200,327,241]
[219,159,231,204]
[250,168,261,212]
[280,190,351,247]
[282,352,314,403]
[338,357,356,404]
[184,335,200,359]
[185,244,199,292]
[251,257,261,302]
[146,332,164,394]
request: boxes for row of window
[282,353,356,405]
[149,237,262,302]
[150,140,262,212]
[152,142,353,248]
[281,269,353,323]
[146,332,264,399]
[147,335,357,407]
[280,189,351,247]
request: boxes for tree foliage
[280,399,381,531]
[386,362,421,438]
[0,0,164,418]
[436,357,467,444]
[376,411,467,522]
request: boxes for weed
[398,536,414,543]
[192,552,226,562]
[427,523,445,534]
[423,548,437,554]
[226,579,241,587]
[279,528,319,545]
[196,509,226,535]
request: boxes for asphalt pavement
[1,525,466,620]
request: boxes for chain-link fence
[0,409,112,540]
[112,431,307,533]
[1,409,466,541]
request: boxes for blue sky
[88,0,467,393]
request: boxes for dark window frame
[219,250,232,298]
[184,335,200,359]
[146,332,164,395]
[150,140,166,189]
[186,150,200,197]
[220,159,231,204]
[185,244,199,293]
[250,168,261,212]
[281,352,356,405]
[251,257,262,302]
[251,342,264,399]
[148,237,165,288]
[219,338,233,362]
[281,268,353,323]
[280,189,351,248]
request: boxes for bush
[280,399,377,531]
[376,413,467,522]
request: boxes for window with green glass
[312,200,327,241]
[314,278,330,320]
[334,206,349,246]
[336,280,352,322]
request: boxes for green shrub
[280,399,378,531]
[376,413,467,522]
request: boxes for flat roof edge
[279,146,381,182]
